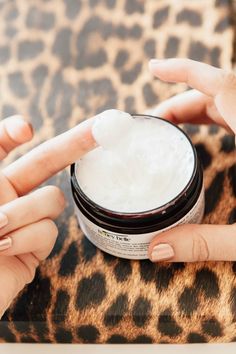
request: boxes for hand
[148,58,236,262]
[0,115,96,317]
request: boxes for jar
[70,115,204,260]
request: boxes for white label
[75,186,205,260]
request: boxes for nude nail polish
[0,212,8,228]
[0,237,12,251]
[151,243,174,262]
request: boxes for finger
[0,186,65,237]
[149,58,224,97]
[3,117,97,196]
[149,90,214,124]
[0,115,33,159]
[0,219,58,259]
[149,58,236,133]
[149,224,236,262]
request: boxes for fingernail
[5,116,32,143]
[149,59,164,70]
[0,237,12,251]
[0,212,8,228]
[151,243,174,262]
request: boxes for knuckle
[44,219,58,238]
[44,185,66,210]
[192,229,210,261]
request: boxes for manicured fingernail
[149,59,164,70]
[0,237,12,251]
[5,116,32,143]
[151,243,174,262]
[0,212,8,228]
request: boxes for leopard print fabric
[0,0,236,344]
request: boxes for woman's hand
[0,115,96,317]
[148,58,236,263]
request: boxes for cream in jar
[71,110,204,259]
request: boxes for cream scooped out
[70,109,204,259]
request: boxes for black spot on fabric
[103,251,117,264]
[215,16,231,32]
[215,0,230,6]
[140,260,156,282]
[124,96,136,113]
[230,287,236,322]
[18,40,44,61]
[202,318,223,337]
[187,332,207,343]
[232,262,236,275]
[52,28,72,66]
[32,64,48,88]
[125,0,144,14]
[155,263,184,291]
[54,327,73,343]
[89,0,99,7]
[114,50,129,69]
[114,259,132,282]
[77,325,100,343]
[29,94,44,130]
[205,171,225,215]
[195,143,212,169]
[157,308,182,337]
[132,335,153,343]
[115,24,128,39]
[104,294,128,327]
[210,47,221,68]
[188,41,207,62]
[76,16,111,70]
[132,297,151,327]
[5,26,17,38]
[32,322,49,343]
[105,0,116,8]
[46,71,74,133]
[107,334,128,343]
[5,7,19,21]
[2,104,17,117]
[142,83,158,106]
[81,236,97,262]
[129,24,142,39]
[228,208,236,224]
[59,241,79,276]
[52,290,70,324]
[20,335,37,343]
[221,135,235,153]
[77,78,117,115]
[165,36,180,57]
[121,62,142,84]
[184,124,200,136]
[209,125,219,135]
[143,39,156,58]
[153,6,169,28]
[228,164,236,197]
[8,72,28,98]
[195,268,220,298]
[26,7,55,30]
[64,0,82,19]
[13,320,31,334]
[0,323,16,342]
[76,272,106,310]
[11,271,51,323]
[0,45,10,64]
[178,287,199,317]
[177,9,202,26]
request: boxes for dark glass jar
[71,115,204,259]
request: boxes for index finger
[149,58,225,97]
[3,117,97,196]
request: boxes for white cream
[76,110,195,213]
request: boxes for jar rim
[71,114,198,217]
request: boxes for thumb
[148,224,236,262]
